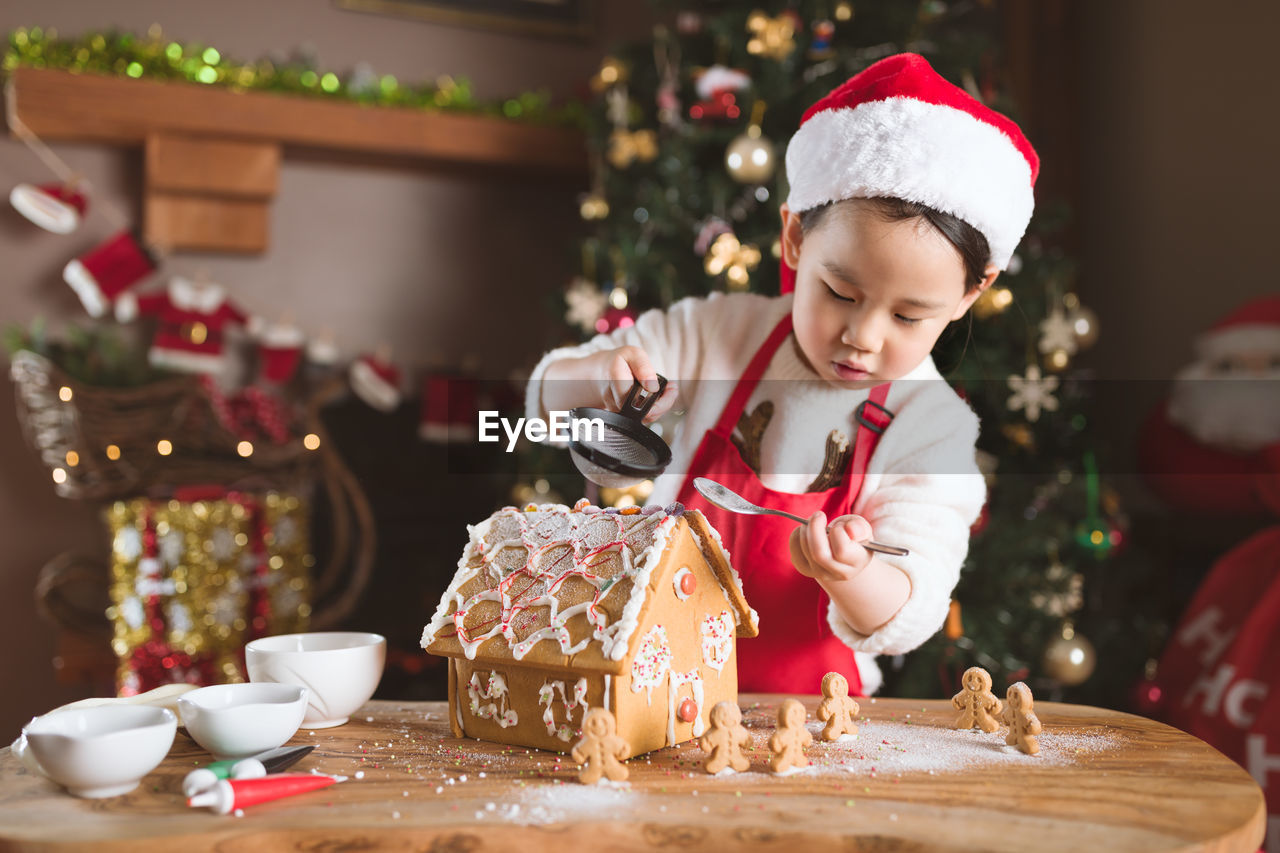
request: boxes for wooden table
[0,696,1265,852]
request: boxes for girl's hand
[789,511,875,583]
[599,346,678,423]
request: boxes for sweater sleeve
[523,292,768,431]
[826,386,986,661]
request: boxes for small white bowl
[246,632,386,728]
[178,683,308,760]
[16,705,176,798]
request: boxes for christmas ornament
[590,56,629,93]
[944,600,964,640]
[596,306,637,334]
[973,286,1013,319]
[1042,624,1096,686]
[1002,423,1035,450]
[808,20,836,60]
[257,322,305,385]
[116,276,255,375]
[834,2,855,22]
[1030,560,1084,618]
[690,66,750,122]
[725,108,776,184]
[578,193,609,221]
[704,232,762,290]
[63,231,158,318]
[607,128,658,169]
[10,181,88,233]
[746,10,799,61]
[694,218,733,257]
[1068,304,1100,349]
[418,371,482,443]
[1038,308,1078,356]
[565,277,607,334]
[1007,364,1059,422]
[675,11,703,34]
[1074,451,1114,557]
[605,87,631,127]
[349,351,402,412]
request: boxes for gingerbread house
[421,500,758,758]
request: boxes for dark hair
[798,198,990,292]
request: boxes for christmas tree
[530,0,1162,706]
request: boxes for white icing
[699,611,734,674]
[673,567,693,601]
[604,674,612,713]
[666,669,705,746]
[538,677,589,742]
[467,671,518,728]
[630,625,672,705]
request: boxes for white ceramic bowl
[17,705,176,798]
[178,682,308,760]
[246,632,386,728]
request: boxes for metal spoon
[693,477,910,557]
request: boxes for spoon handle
[760,507,910,557]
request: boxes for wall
[0,0,654,736]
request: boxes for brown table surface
[0,695,1265,852]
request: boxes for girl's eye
[895,314,923,326]
[825,284,855,303]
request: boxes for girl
[527,54,1038,695]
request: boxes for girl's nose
[843,316,883,354]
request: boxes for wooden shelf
[5,67,587,252]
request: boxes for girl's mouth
[832,362,871,381]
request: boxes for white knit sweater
[526,292,986,694]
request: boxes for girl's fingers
[642,383,679,423]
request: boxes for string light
[65,450,79,467]
[52,468,67,484]
[157,439,173,456]
[58,386,73,402]
[237,441,254,458]
[303,433,321,451]
[105,444,121,460]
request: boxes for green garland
[4,25,585,127]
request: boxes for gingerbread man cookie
[817,672,860,741]
[699,701,751,774]
[768,698,813,774]
[570,708,631,784]
[1001,682,1042,755]
[952,666,1003,733]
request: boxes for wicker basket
[12,349,377,635]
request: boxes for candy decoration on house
[10,181,87,234]
[348,348,403,412]
[108,491,312,695]
[421,500,758,757]
[689,66,750,122]
[64,231,159,318]
[115,275,258,374]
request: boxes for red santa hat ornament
[349,352,402,412]
[782,53,1039,293]
[10,182,88,234]
[257,322,306,385]
[63,230,157,317]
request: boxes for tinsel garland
[4,25,585,127]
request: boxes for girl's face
[783,200,996,387]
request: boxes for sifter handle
[618,375,668,421]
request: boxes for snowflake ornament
[565,277,607,334]
[1038,308,1078,355]
[1007,364,1059,422]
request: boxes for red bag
[1155,524,1280,848]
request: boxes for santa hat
[1193,296,1280,363]
[63,231,157,317]
[783,53,1039,291]
[349,353,402,412]
[10,182,88,234]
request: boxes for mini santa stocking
[63,230,157,317]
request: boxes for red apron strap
[846,383,893,483]
[712,313,794,436]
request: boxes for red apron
[676,314,892,695]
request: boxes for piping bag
[187,773,343,814]
[182,745,316,797]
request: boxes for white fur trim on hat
[149,347,226,374]
[1195,325,1280,361]
[785,97,1035,270]
[11,184,80,234]
[350,359,401,412]
[62,259,109,318]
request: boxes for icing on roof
[421,500,755,672]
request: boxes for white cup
[15,705,176,798]
[246,632,386,728]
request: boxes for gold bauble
[973,286,1013,319]
[1043,627,1096,686]
[1069,305,1100,349]
[724,129,776,184]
